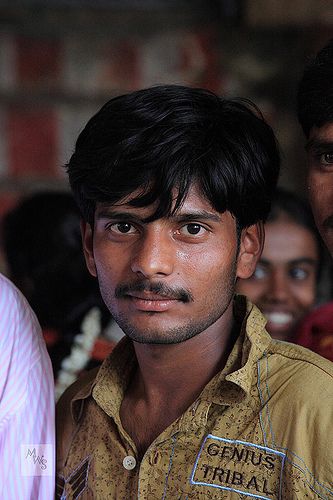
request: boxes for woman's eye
[179,223,206,236]
[289,268,308,280]
[252,265,267,280]
[109,223,136,234]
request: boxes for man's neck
[120,304,239,458]
[135,316,236,402]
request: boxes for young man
[57,85,333,499]
[297,38,333,257]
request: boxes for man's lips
[126,292,179,312]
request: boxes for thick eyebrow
[257,258,270,266]
[171,211,222,224]
[306,138,333,152]
[95,209,222,224]
[96,211,144,224]
[259,257,317,267]
[288,258,318,267]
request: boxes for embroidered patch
[190,435,286,500]
[56,456,90,499]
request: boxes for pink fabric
[0,273,55,499]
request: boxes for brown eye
[109,223,136,234]
[321,152,333,164]
[179,224,206,236]
[186,224,201,235]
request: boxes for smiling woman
[236,187,323,342]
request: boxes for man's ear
[81,220,97,277]
[236,222,264,279]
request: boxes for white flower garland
[55,307,101,401]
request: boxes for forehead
[308,122,333,146]
[96,183,217,216]
[263,219,318,261]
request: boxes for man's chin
[124,329,197,345]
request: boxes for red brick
[0,192,20,219]
[7,107,58,176]
[15,36,61,85]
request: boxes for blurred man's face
[307,123,333,256]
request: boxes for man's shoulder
[270,338,333,375]
[267,339,333,405]
[245,298,333,383]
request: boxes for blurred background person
[237,187,326,342]
[2,191,123,399]
[294,37,333,362]
[0,273,54,498]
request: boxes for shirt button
[123,455,136,470]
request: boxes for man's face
[307,123,333,256]
[82,184,262,345]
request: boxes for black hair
[66,85,280,228]
[297,39,333,138]
[2,191,110,340]
[267,187,324,280]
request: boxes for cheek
[177,248,206,272]
[180,247,236,291]
[292,281,316,309]
[308,172,333,222]
[93,247,126,282]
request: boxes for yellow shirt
[56,297,333,499]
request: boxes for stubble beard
[97,262,238,345]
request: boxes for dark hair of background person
[268,187,325,283]
[2,191,111,376]
[297,38,333,138]
[66,84,280,229]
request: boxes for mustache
[323,214,333,229]
[115,280,193,303]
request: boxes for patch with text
[190,435,286,499]
[56,456,90,499]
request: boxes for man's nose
[130,228,174,278]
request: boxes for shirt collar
[70,337,136,423]
[206,295,271,406]
[71,295,271,422]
